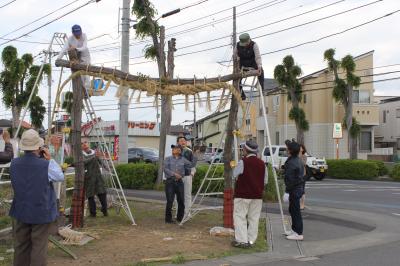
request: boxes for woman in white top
[57,25,91,88]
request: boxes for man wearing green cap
[235,33,264,97]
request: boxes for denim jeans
[165,179,185,222]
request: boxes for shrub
[390,164,400,181]
[369,160,389,176]
[263,164,284,202]
[192,164,224,194]
[115,163,157,190]
[327,159,379,180]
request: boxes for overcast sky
[0,0,399,127]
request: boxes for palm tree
[0,46,50,130]
[324,48,361,159]
[274,55,309,144]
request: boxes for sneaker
[231,241,250,249]
[283,230,294,236]
[286,232,304,241]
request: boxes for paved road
[305,178,400,216]
[263,178,400,266]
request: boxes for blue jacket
[9,153,58,224]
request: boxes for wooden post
[68,49,85,228]
[222,7,239,229]
[156,26,171,185]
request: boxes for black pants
[13,219,52,266]
[165,179,185,222]
[289,188,303,235]
[88,193,107,216]
[240,68,265,100]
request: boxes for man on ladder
[57,25,91,90]
[234,33,264,99]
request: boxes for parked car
[262,145,328,180]
[204,147,217,163]
[128,147,159,164]
[206,149,224,164]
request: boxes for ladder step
[204,178,224,181]
[198,192,224,196]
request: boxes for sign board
[333,123,343,139]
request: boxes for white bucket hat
[19,129,44,151]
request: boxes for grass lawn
[45,200,267,266]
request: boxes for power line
[0,0,99,46]
[0,0,16,9]
[91,0,284,54]
[0,0,83,39]
[261,9,400,56]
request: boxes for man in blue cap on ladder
[235,33,264,100]
[57,24,91,90]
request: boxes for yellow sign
[333,123,343,139]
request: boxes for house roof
[196,110,230,124]
[300,50,375,81]
[0,119,31,129]
[380,96,400,103]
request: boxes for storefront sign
[127,121,156,130]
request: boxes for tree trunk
[68,49,85,228]
[12,106,21,135]
[346,85,357,159]
[290,91,304,145]
[155,27,170,185]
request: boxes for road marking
[343,189,358,192]
[392,213,400,216]
[296,256,320,262]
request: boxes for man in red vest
[232,140,266,248]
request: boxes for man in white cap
[9,129,64,266]
[232,140,266,248]
[234,33,264,99]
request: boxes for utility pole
[193,94,197,143]
[222,6,239,229]
[47,53,52,139]
[119,0,131,163]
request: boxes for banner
[114,135,119,161]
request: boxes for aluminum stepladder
[82,89,136,225]
[181,69,287,233]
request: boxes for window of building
[383,110,387,123]
[353,90,370,104]
[360,131,372,151]
[273,96,280,112]
[275,132,280,145]
[303,94,307,104]
[396,108,400,118]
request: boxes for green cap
[239,33,250,46]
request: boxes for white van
[262,145,328,181]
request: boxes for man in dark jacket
[283,141,304,241]
[177,136,197,217]
[82,141,108,217]
[232,140,266,248]
[235,33,265,99]
[10,129,64,266]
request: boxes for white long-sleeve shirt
[57,33,91,64]
[233,154,268,185]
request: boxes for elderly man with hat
[232,140,266,248]
[163,144,192,224]
[235,33,265,99]
[9,129,64,266]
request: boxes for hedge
[115,163,157,190]
[263,164,284,202]
[390,164,400,181]
[192,164,224,194]
[326,159,379,180]
[368,160,389,176]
